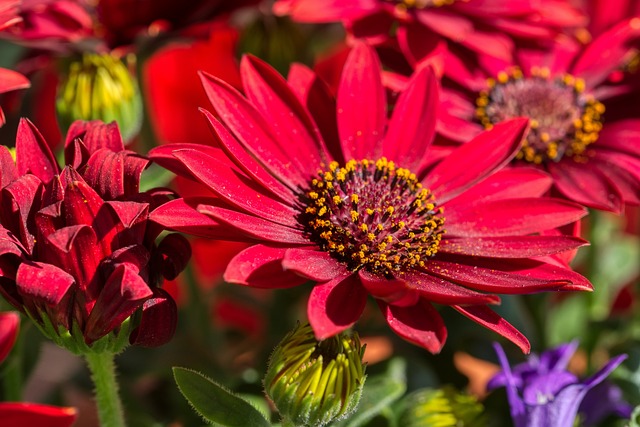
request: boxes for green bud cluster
[264,323,366,427]
[56,53,142,142]
[398,385,487,427]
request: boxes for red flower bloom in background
[0,68,30,127]
[0,120,189,349]
[431,18,640,213]
[150,43,592,354]
[0,312,78,426]
[273,0,586,63]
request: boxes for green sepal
[173,367,271,427]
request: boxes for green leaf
[140,163,176,192]
[173,367,271,427]
[332,358,407,427]
[628,405,640,427]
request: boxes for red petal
[129,288,177,347]
[0,311,19,364]
[0,145,18,188]
[359,270,419,306]
[155,233,191,281]
[397,270,500,305]
[199,71,308,190]
[439,235,588,258]
[84,265,152,344]
[445,197,587,237]
[424,118,528,203]
[0,402,77,427]
[15,118,59,183]
[199,204,309,245]
[307,273,367,340]
[453,305,530,353]
[224,244,308,288]
[83,149,148,200]
[383,65,438,170]
[282,247,348,282]
[337,42,386,161]
[378,298,447,354]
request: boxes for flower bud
[56,53,142,142]
[264,323,366,427]
[398,386,487,427]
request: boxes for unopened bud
[264,323,366,427]
[398,386,487,427]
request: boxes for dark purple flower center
[300,158,445,276]
[476,67,605,164]
[385,0,455,11]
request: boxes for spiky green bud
[264,323,366,427]
[398,386,487,427]
[56,53,142,142]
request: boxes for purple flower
[489,341,630,427]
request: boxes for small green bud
[264,323,366,427]
[398,386,487,427]
[56,53,142,142]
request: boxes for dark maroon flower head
[435,18,640,213]
[0,119,189,351]
[150,43,592,354]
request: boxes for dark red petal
[307,273,367,340]
[84,265,152,344]
[359,270,419,306]
[453,305,530,354]
[1,174,42,254]
[149,143,230,184]
[155,233,191,281]
[378,298,447,354]
[548,159,623,213]
[60,168,104,227]
[282,247,347,282]
[439,235,588,258]
[241,55,329,167]
[0,402,77,427]
[424,118,528,203]
[199,71,308,189]
[171,149,298,227]
[397,270,501,305]
[199,110,296,204]
[15,118,59,183]
[0,145,18,188]
[0,311,19,364]
[149,198,245,240]
[445,198,587,237]
[129,288,177,347]
[422,258,585,294]
[83,149,148,200]
[337,42,386,161]
[444,167,553,209]
[65,120,124,154]
[383,65,438,170]
[224,244,308,288]
[198,204,309,245]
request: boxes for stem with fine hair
[84,351,126,427]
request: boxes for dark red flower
[0,119,189,350]
[431,18,640,213]
[150,43,591,354]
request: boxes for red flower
[150,43,591,354]
[0,119,189,349]
[0,67,30,127]
[273,0,586,62]
[0,312,78,426]
[432,18,640,213]
[0,0,20,31]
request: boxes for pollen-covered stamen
[475,67,605,164]
[299,158,445,275]
[385,0,456,12]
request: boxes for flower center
[386,0,456,11]
[300,158,445,276]
[475,67,605,164]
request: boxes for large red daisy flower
[149,43,591,354]
[432,18,640,213]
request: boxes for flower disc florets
[476,67,605,164]
[300,158,445,276]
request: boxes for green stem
[84,352,126,427]
[1,325,23,401]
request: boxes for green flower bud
[398,386,487,427]
[56,53,142,142]
[264,323,366,427]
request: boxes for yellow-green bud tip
[398,386,487,427]
[56,53,142,142]
[264,323,366,427]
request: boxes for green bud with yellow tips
[398,386,487,427]
[56,53,142,142]
[264,322,366,427]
